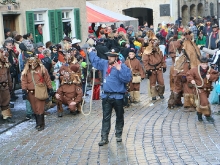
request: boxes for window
[34,13,44,22]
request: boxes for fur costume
[0,48,13,121]
[0,49,10,68]
[22,57,46,76]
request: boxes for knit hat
[200,56,208,63]
[70,65,79,72]
[4,28,10,34]
[63,36,72,43]
[42,49,51,56]
[81,62,87,68]
[129,48,136,53]
[19,43,27,51]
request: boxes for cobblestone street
[0,58,220,165]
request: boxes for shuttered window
[55,10,63,43]
[26,11,36,42]
[48,10,63,44]
[74,8,81,40]
[48,10,56,44]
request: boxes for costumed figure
[186,57,219,123]
[125,48,145,103]
[142,34,167,100]
[0,48,14,122]
[55,70,83,117]
[168,36,183,64]
[167,65,176,109]
[57,53,82,116]
[172,30,201,111]
[21,56,54,131]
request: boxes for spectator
[196,31,206,46]
[117,24,126,34]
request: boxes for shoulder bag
[31,70,48,100]
[129,59,141,83]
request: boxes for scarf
[106,60,121,77]
[212,31,218,38]
[200,66,209,79]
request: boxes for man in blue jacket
[88,48,132,146]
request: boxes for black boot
[197,112,203,121]
[98,136,109,146]
[34,114,40,129]
[206,116,214,123]
[38,114,45,131]
[5,117,15,123]
[152,97,156,100]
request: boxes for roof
[86,2,137,23]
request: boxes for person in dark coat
[95,38,109,60]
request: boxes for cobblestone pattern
[0,59,220,165]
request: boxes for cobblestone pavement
[0,58,220,165]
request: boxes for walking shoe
[70,111,77,115]
[26,114,32,120]
[5,117,15,123]
[133,101,139,104]
[152,97,156,100]
[206,116,214,123]
[58,112,63,117]
[116,136,122,142]
[175,103,183,107]
[197,112,203,121]
[98,139,109,146]
[183,108,196,112]
[159,95,164,99]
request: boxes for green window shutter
[48,10,56,44]
[74,8,81,40]
[55,10,63,43]
[25,11,36,42]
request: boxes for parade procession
[0,0,220,164]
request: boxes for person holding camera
[88,48,132,146]
[142,35,167,100]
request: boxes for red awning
[87,6,118,23]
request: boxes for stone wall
[89,0,178,30]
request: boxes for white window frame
[31,8,49,43]
[59,7,76,38]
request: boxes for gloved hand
[163,68,166,73]
[48,88,55,97]
[147,70,152,77]
[200,46,204,50]
[22,90,27,100]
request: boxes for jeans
[26,100,33,115]
[101,97,124,139]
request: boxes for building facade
[180,0,218,25]
[87,0,178,29]
[88,0,217,28]
[0,0,87,45]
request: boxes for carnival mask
[0,48,9,63]
[64,53,72,64]
[28,57,39,70]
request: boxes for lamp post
[0,0,19,5]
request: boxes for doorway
[3,14,20,38]
[123,8,153,26]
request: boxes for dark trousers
[101,97,124,139]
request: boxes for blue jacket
[89,51,132,99]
